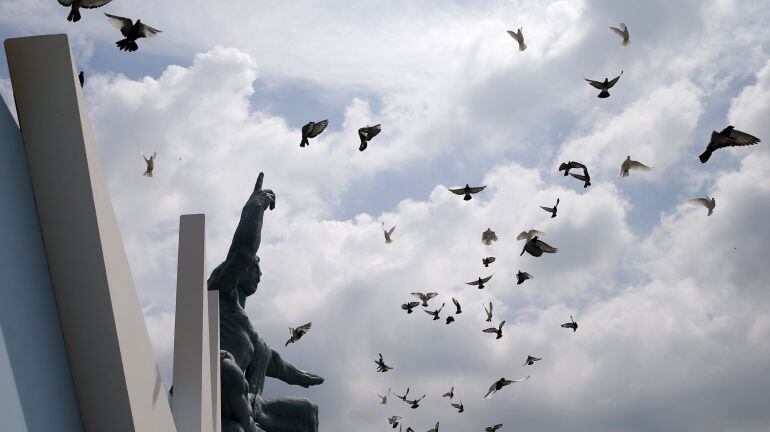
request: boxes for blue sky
[3,0,770,431]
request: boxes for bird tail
[519,42,527,51]
[698,149,712,163]
[300,137,309,147]
[68,8,81,22]
[708,208,713,216]
[463,194,472,201]
[385,239,393,244]
[622,39,630,47]
[598,89,610,98]
[116,39,139,52]
[359,142,368,152]
[143,170,153,177]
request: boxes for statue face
[238,256,261,297]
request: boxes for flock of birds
[53,4,763,430]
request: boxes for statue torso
[220,290,271,394]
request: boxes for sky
[2,0,770,430]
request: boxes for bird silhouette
[467,275,493,289]
[485,424,504,432]
[482,257,496,267]
[452,297,462,314]
[405,395,425,409]
[448,184,486,201]
[358,124,381,151]
[450,401,464,413]
[105,13,161,52]
[482,228,498,245]
[585,70,623,98]
[411,292,439,307]
[59,0,113,22]
[424,303,445,321]
[375,353,394,372]
[78,71,84,87]
[540,198,559,218]
[442,386,454,399]
[394,387,410,402]
[558,161,586,176]
[619,156,652,178]
[561,315,578,332]
[445,316,455,325]
[300,119,328,147]
[376,388,391,405]
[570,167,592,188]
[426,421,439,432]
[520,236,557,257]
[387,415,401,428]
[699,126,760,163]
[688,196,716,216]
[609,23,630,46]
[141,151,156,177]
[285,322,311,346]
[483,321,505,339]
[401,301,420,314]
[507,28,527,51]
[382,222,396,244]
[522,355,542,366]
[483,376,529,399]
[484,302,493,322]
[516,271,533,285]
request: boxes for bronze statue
[209,172,324,432]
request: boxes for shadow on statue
[208,173,323,432]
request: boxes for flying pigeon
[561,315,578,332]
[450,401,464,413]
[387,416,401,428]
[442,386,454,399]
[395,387,410,402]
[412,292,439,307]
[467,275,493,289]
[522,355,542,366]
[59,0,113,22]
[105,13,161,52]
[570,167,592,188]
[482,257,496,267]
[483,321,505,339]
[520,236,558,257]
[507,28,527,51]
[558,161,586,176]
[376,388,391,405]
[688,196,716,216]
[585,71,623,98]
[699,126,761,163]
[516,230,544,241]
[619,156,652,178]
[383,222,396,244]
[402,301,420,314]
[141,151,157,177]
[424,303,445,321]
[300,119,328,147]
[540,198,559,218]
[375,353,394,372]
[78,71,84,87]
[427,421,439,432]
[484,302,493,322]
[285,322,311,346]
[452,297,462,314]
[405,395,425,409]
[516,271,533,285]
[445,316,455,325]
[448,184,486,201]
[482,228,498,245]
[358,124,381,151]
[609,22,630,46]
[483,376,530,399]
[485,425,504,432]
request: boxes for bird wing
[451,403,461,409]
[570,172,587,181]
[628,160,652,171]
[609,26,625,37]
[540,206,554,212]
[308,119,329,138]
[482,327,498,333]
[499,320,506,330]
[511,375,530,383]
[387,225,396,236]
[448,187,467,195]
[688,198,710,207]
[729,128,761,146]
[366,124,382,140]
[423,308,436,316]
[483,384,497,399]
[81,0,115,8]
[296,322,312,332]
[138,22,162,38]
[607,70,624,88]
[561,322,574,328]
[585,78,605,89]
[507,30,521,43]
[425,292,438,300]
[484,303,491,316]
[452,297,460,308]
[411,292,425,300]
[467,185,486,194]
[466,280,481,286]
[58,0,75,5]
[534,240,558,253]
[105,13,133,34]
[480,274,493,283]
[521,272,533,279]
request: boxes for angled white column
[5,34,177,432]
[173,214,213,432]
[208,292,221,432]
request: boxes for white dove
[609,22,630,46]
[688,196,716,216]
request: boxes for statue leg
[253,396,319,432]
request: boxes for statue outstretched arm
[208,172,275,295]
[266,348,325,388]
